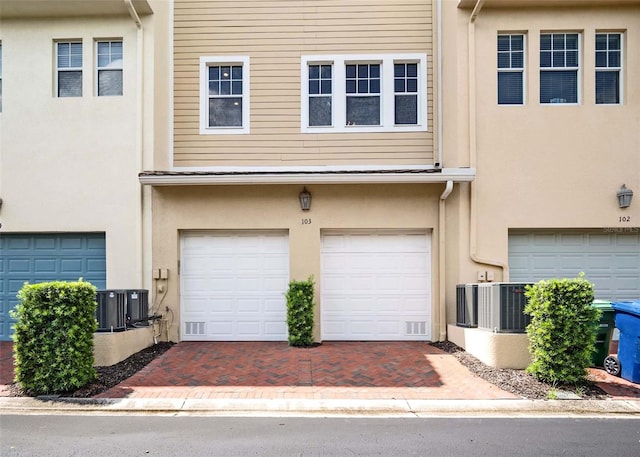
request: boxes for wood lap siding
[174,0,435,167]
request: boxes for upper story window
[56,41,83,97]
[540,33,580,104]
[394,63,419,124]
[308,64,332,126]
[497,34,525,105]
[301,54,427,133]
[97,40,123,96]
[199,56,250,134]
[346,63,380,125]
[595,32,622,104]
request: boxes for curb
[1,397,639,417]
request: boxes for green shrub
[524,274,600,384]
[10,280,98,395]
[285,277,315,347]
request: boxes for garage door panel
[264,321,287,337]
[616,254,640,268]
[321,231,431,341]
[34,259,56,272]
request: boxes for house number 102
[619,216,631,222]
[302,218,312,225]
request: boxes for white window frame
[539,32,581,105]
[55,40,83,98]
[497,33,526,106]
[301,54,427,133]
[96,39,123,97]
[199,56,250,135]
[595,31,623,105]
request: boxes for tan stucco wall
[93,327,154,366]
[441,3,640,330]
[448,324,531,369]
[150,183,445,342]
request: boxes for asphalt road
[1,415,639,456]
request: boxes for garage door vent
[185,322,205,336]
[477,282,533,333]
[405,321,427,336]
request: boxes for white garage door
[321,231,432,341]
[180,231,289,341]
[509,230,640,300]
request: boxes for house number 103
[302,218,312,225]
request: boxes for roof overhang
[0,0,153,19]
[458,0,640,7]
[138,166,476,186]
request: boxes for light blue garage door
[509,230,640,301]
[0,233,106,341]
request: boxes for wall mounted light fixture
[617,184,633,208]
[299,187,311,211]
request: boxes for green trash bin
[591,300,615,367]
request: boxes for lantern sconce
[617,184,633,208]
[299,187,312,211]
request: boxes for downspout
[125,0,146,288]
[467,1,509,279]
[436,0,443,167]
[438,180,454,341]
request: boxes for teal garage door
[0,233,106,341]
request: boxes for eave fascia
[138,167,476,186]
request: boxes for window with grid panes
[199,56,249,134]
[595,33,622,104]
[57,41,83,97]
[497,34,524,105]
[540,33,579,104]
[97,41,123,96]
[301,54,426,133]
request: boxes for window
[497,34,524,105]
[200,56,249,134]
[394,63,418,123]
[301,54,427,133]
[346,63,381,125]
[57,41,83,97]
[595,33,622,104]
[308,64,332,126]
[97,40,123,96]
[540,33,579,104]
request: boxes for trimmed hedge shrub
[286,277,315,347]
[11,280,98,395]
[524,274,600,384]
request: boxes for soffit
[0,0,153,19]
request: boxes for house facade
[0,0,170,353]
[140,0,475,343]
[2,0,638,369]
[446,0,640,367]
